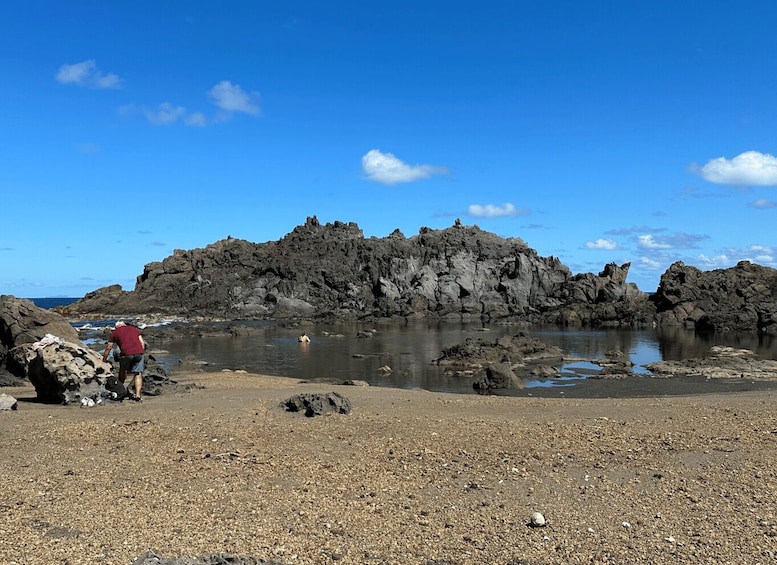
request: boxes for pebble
[529,512,546,527]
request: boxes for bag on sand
[105,376,129,401]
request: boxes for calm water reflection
[138,321,777,395]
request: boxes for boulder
[473,363,524,390]
[281,392,352,417]
[12,337,112,404]
[1,295,81,378]
[653,261,777,333]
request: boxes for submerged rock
[645,345,777,379]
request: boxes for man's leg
[132,372,143,399]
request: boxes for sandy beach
[1,371,775,565]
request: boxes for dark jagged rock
[436,332,565,387]
[653,261,777,334]
[281,392,352,417]
[435,332,565,367]
[66,218,653,327]
[547,262,655,327]
[62,219,776,332]
[1,295,81,378]
[473,362,524,390]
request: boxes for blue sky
[2,1,776,298]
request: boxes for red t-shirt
[109,325,144,356]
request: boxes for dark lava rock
[65,217,653,327]
[653,260,777,334]
[473,362,525,390]
[435,332,565,367]
[1,295,81,379]
[281,391,352,417]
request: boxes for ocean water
[32,297,777,396]
[28,297,80,309]
[71,317,777,396]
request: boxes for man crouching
[102,321,147,402]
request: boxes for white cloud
[585,238,617,250]
[185,112,207,127]
[694,151,777,186]
[691,245,777,271]
[121,103,206,127]
[750,197,777,209]
[697,253,731,268]
[143,102,187,125]
[639,257,663,270]
[55,60,122,89]
[467,203,528,218]
[637,232,707,250]
[362,149,449,185]
[637,235,673,250]
[742,245,775,264]
[208,80,260,116]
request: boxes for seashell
[529,512,546,527]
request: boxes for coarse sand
[1,371,776,565]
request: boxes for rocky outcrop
[1,295,80,347]
[435,332,565,367]
[1,295,81,380]
[645,345,777,379]
[653,261,777,334]
[67,218,653,326]
[62,219,776,332]
[547,262,654,327]
[435,332,566,388]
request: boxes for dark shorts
[119,353,144,373]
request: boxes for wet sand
[1,371,776,564]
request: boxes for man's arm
[102,340,114,362]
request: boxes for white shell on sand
[529,512,546,527]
